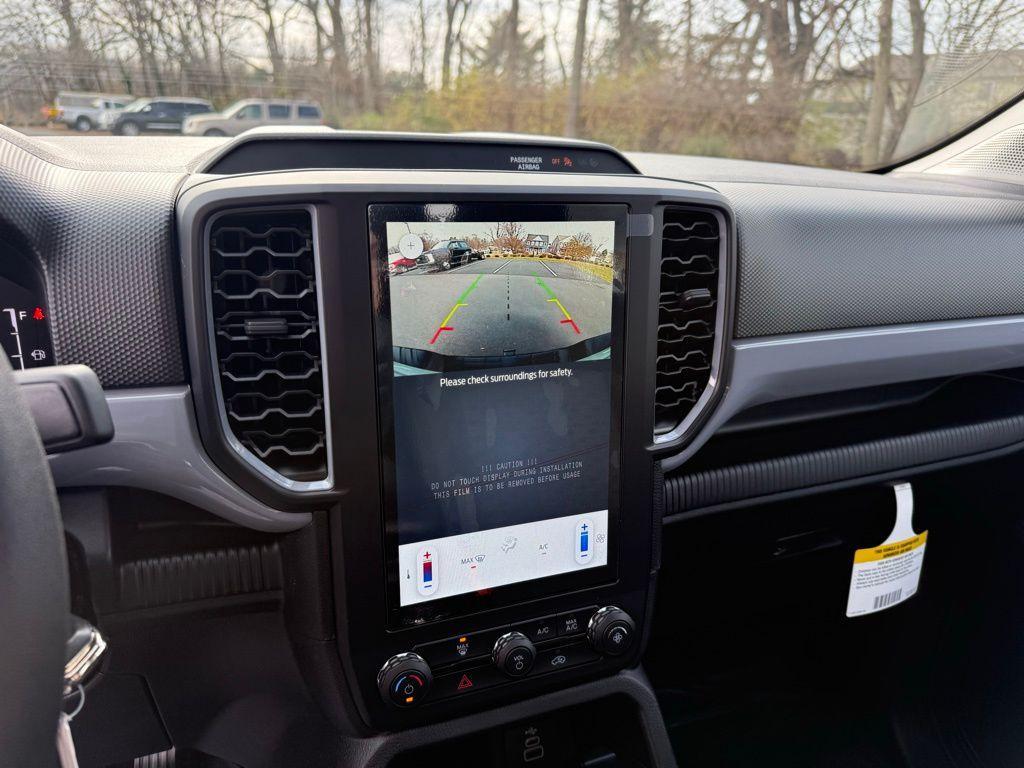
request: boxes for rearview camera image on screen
[378,212,617,609]
[386,220,614,374]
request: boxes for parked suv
[416,240,479,271]
[181,99,324,136]
[53,92,131,132]
[111,97,213,136]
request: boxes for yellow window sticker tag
[846,483,927,617]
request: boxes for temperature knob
[377,652,432,708]
[492,631,536,677]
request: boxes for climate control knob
[377,652,432,708]
[492,631,536,677]
[587,606,636,656]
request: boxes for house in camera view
[524,234,550,253]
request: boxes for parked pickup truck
[53,92,131,132]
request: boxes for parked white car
[181,99,324,136]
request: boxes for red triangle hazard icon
[457,674,474,690]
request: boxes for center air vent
[209,209,328,483]
[655,206,721,437]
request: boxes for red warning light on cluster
[32,307,45,321]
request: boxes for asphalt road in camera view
[389,257,612,358]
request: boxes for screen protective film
[371,203,625,621]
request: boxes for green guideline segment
[429,269,581,347]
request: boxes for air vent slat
[655,207,720,436]
[210,210,328,482]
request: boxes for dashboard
[6,124,1024,761]
[172,168,728,728]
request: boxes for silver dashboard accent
[48,386,311,532]
[662,315,1024,471]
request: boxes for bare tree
[614,0,649,72]
[880,0,925,161]
[247,0,288,84]
[305,0,326,66]
[862,0,892,165]
[360,0,381,110]
[505,0,520,94]
[441,0,470,89]
[324,0,352,106]
[564,0,588,136]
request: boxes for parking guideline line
[535,276,556,299]
[547,298,582,335]
[429,275,484,345]
[536,276,582,336]
[457,274,483,303]
[441,302,467,327]
[547,297,572,320]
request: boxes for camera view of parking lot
[386,221,613,372]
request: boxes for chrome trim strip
[662,315,1024,471]
[48,386,311,532]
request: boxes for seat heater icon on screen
[416,546,438,596]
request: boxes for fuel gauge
[1,274,53,370]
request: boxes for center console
[179,167,732,738]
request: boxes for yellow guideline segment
[441,302,467,327]
[547,297,572,320]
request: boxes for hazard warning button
[433,664,504,700]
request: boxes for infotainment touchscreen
[370,203,625,620]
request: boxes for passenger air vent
[209,209,328,483]
[655,207,720,437]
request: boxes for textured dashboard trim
[118,543,283,610]
[47,386,311,532]
[665,414,1024,515]
[712,181,1024,338]
[0,126,186,387]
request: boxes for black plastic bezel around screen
[368,202,629,628]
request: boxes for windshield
[219,101,250,117]
[120,99,151,113]
[3,1,1023,170]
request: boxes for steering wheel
[0,353,69,765]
